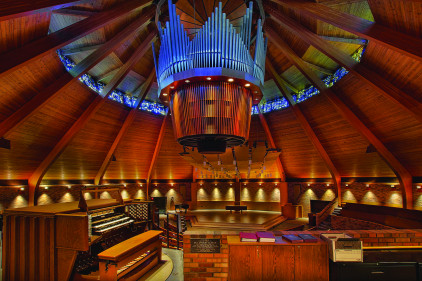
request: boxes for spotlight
[417,186,421,189]
[20,187,25,191]
[307,184,310,186]
[228,78,234,82]
[185,80,190,83]
[326,184,330,187]
[345,184,349,187]
[170,86,174,89]
[163,93,168,96]
[206,77,211,80]
[45,186,49,190]
[391,185,395,188]
[245,83,250,87]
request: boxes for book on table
[298,234,318,243]
[239,232,258,242]
[282,234,304,243]
[256,231,276,242]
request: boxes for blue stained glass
[252,44,366,115]
[57,50,167,116]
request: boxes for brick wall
[331,215,395,230]
[289,183,337,215]
[183,229,422,281]
[184,232,232,281]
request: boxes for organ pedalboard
[2,186,155,281]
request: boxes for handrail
[316,198,338,227]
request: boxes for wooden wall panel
[0,54,66,122]
[362,41,422,104]
[0,82,95,179]
[104,111,164,180]
[367,0,422,38]
[150,117,193,180]
[332,74,422,176]
[0,12,52,54]
[266,108,331,178]
[44,100,129,180]
[298,93,395,177]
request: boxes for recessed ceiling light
[185,80,190,83]
[163,93,168,96]
[255,98,259,100]
[228,78,234,82]
[245,83,250,87]
[206,77,211,80]
[170,86,174,89]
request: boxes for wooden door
[261,245,295,281]
[229,245,262,281]
[294,244,329,281]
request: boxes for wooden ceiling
[0,0,421,206]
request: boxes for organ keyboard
[2,186,156,281]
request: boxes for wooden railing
[316,198,338,227]
[98,230,162,281]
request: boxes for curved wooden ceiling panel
[298,91,395,178]
[104,111,164,180]
[266,108,331,178]
[44,99,130,180]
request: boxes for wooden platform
[187,210,287,231]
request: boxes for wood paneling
[0,82,95,179]
[0,12,52,53]
[151,117,193,180]
[294,244,329,281]
[104,111,164,180]
[333,74,422,177]
[299,93,395,178]
[266,108,331,178]
[229,245,262,281]
[44,100,129,180]
[261,245,295,281]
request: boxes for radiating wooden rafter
[257,110,287,182]
[146,114,168,198]
[269,0,422,63]
[0,0,86,21]
[266,26,413,209]
[61,43,104,56]
[266,5,422,124]
[94,70,155,185]
[0,7,154,139]
[27,32,157,206]
[0,0,152,79]
[266,58,342,205]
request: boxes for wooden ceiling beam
[97,67,122,82]
[266,57,342,205]
[52,8,98,17]
[0,0,152,79]
[0,0,86,21]
[61,43,104,56]
[267,6,422,124]
[303,60,334,75]
[320,36,366,45]
[266,26,413,209]
[27,32,157,206]
[146,114,168,198]
[0,8,154,138]
[257,111,287,182]
[269,0,422,63]
[94,70,155,185]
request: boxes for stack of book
[256,231,276,242]
[298,234,318,243]
[239,232,258,242]
[282,234,304,243]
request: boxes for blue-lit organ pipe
[154,0,267,90]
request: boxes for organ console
[2,186,157,281]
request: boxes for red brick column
[183,234,229,281]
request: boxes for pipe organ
[153,0,267,154]
[2,189,155,281]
